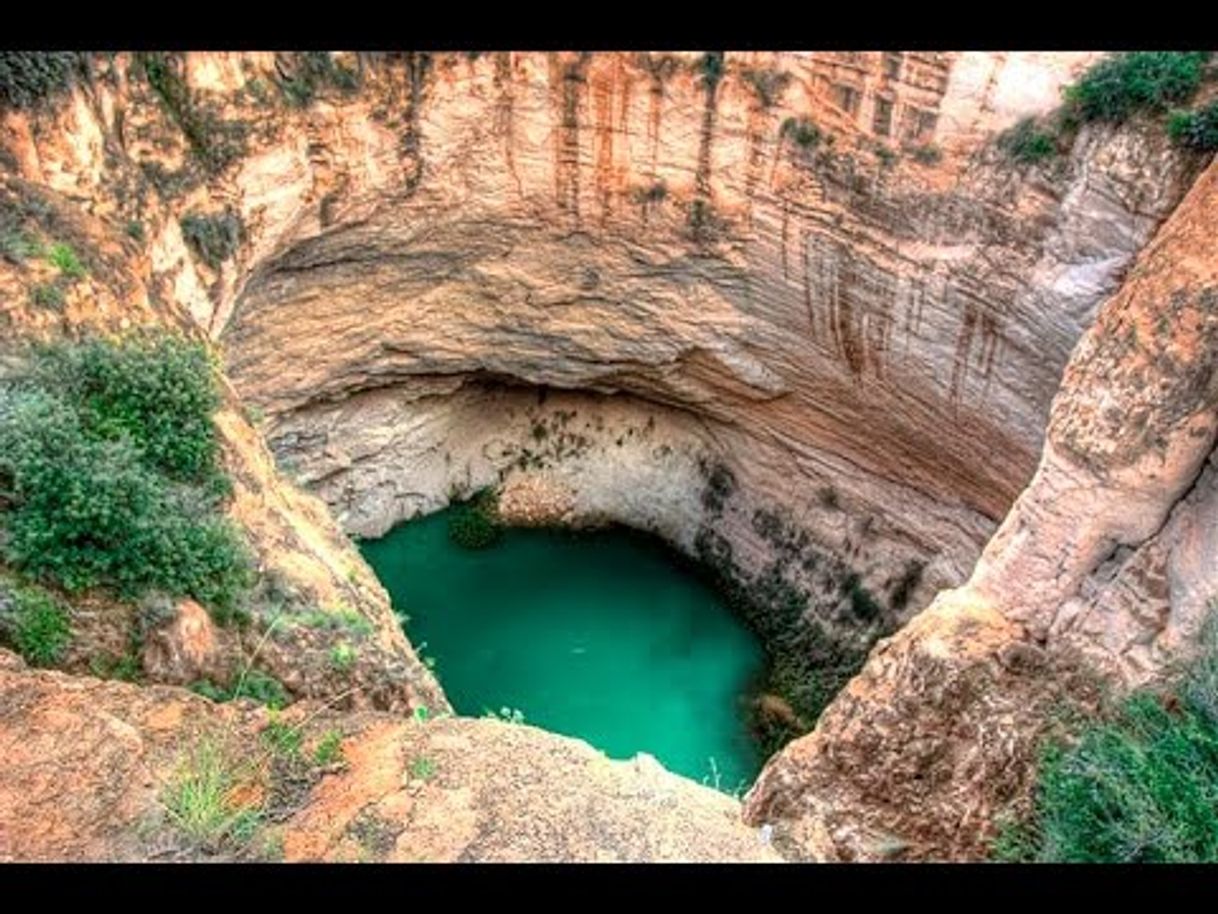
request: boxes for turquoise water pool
[359,509,766,789]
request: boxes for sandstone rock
[742,591,1104,861]
[0,650,778,863]
[497,474,577,527]
[140,599,222,686]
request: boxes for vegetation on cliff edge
[998,51,1215,165]
[994,615,1218,862]
[0,52,89,110]
[0,332,252,622]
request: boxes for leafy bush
[998,116,1058,164]
[329,641,357,672]
[1168,102,1218,151]
[136,52,246,175]
[1,229,43,263]
[0,52,87,110]
[780,117,821,149]
[32,332,224,482]
[1,581,70,667]
[696,52,725,91]
[998,618,1218,862]
[0,333,252,617]
[191,668,290,710]
[180,210,243,270]
[909,144,943,166]
[1064,52,1209,123]
[741,67,790,108]
[447,489,502,550]
[274,52,360,107]
[312,730,344,766]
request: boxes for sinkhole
[359,505,768,790]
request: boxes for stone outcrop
[744,155,1218,861]
[0,650,778,863]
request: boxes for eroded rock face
[744,155,1218,862]
[972,155,1218,680]
[0,651,778,863]
[0,163,445,718]
[140,599,223,685]
[209,52,1203,652]
[5,52,1201,639]
[3,51,1218,864]
[743,591,1104,861]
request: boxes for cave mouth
[359,504,768,791]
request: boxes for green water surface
[359,509,766,789]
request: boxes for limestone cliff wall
[213,51,1199,630]
[4,51,1218,864]
[744,154,1218,861]
[4,46,1204,693]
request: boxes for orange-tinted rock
[0,651,777,863]
[141,599,222,685]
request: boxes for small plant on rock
[780,117,821,149]
[180,210,243,270]
[161,738,261,853]
[328,641,357,673]
[312,730,345,767]
[1,581,71,668]
[447,489,503,550]
[47,242,85,279]
[29,281,65,310]
[997,116,1058,164]
[409,756,436,780]
[1168,102,1218,151]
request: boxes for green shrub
[312,730,344,766]
[1168,102,1218,151]
[874,145,897,168]
[136,52,246,175]
[30,332,224,483]
[261,718,303,758]
[125,220,146,242]
[998,116,1058,164]
[447,489,502,550]
[909,144,943,166]
[0,333,252,617]
[409,755,436,780]
[780,116,821,149]
[1065,52,1209,123]
[0,52,87,110]
[180,210,243,270]
[1,582,71,667]
[329,641,357,672]
[999,619,1218,862]
[274,52,360,108]
[696,52,725,91]
[47,242,85,279]
[1,229,43,263]
[191,668,290,710]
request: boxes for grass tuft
[161,739,261,852]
